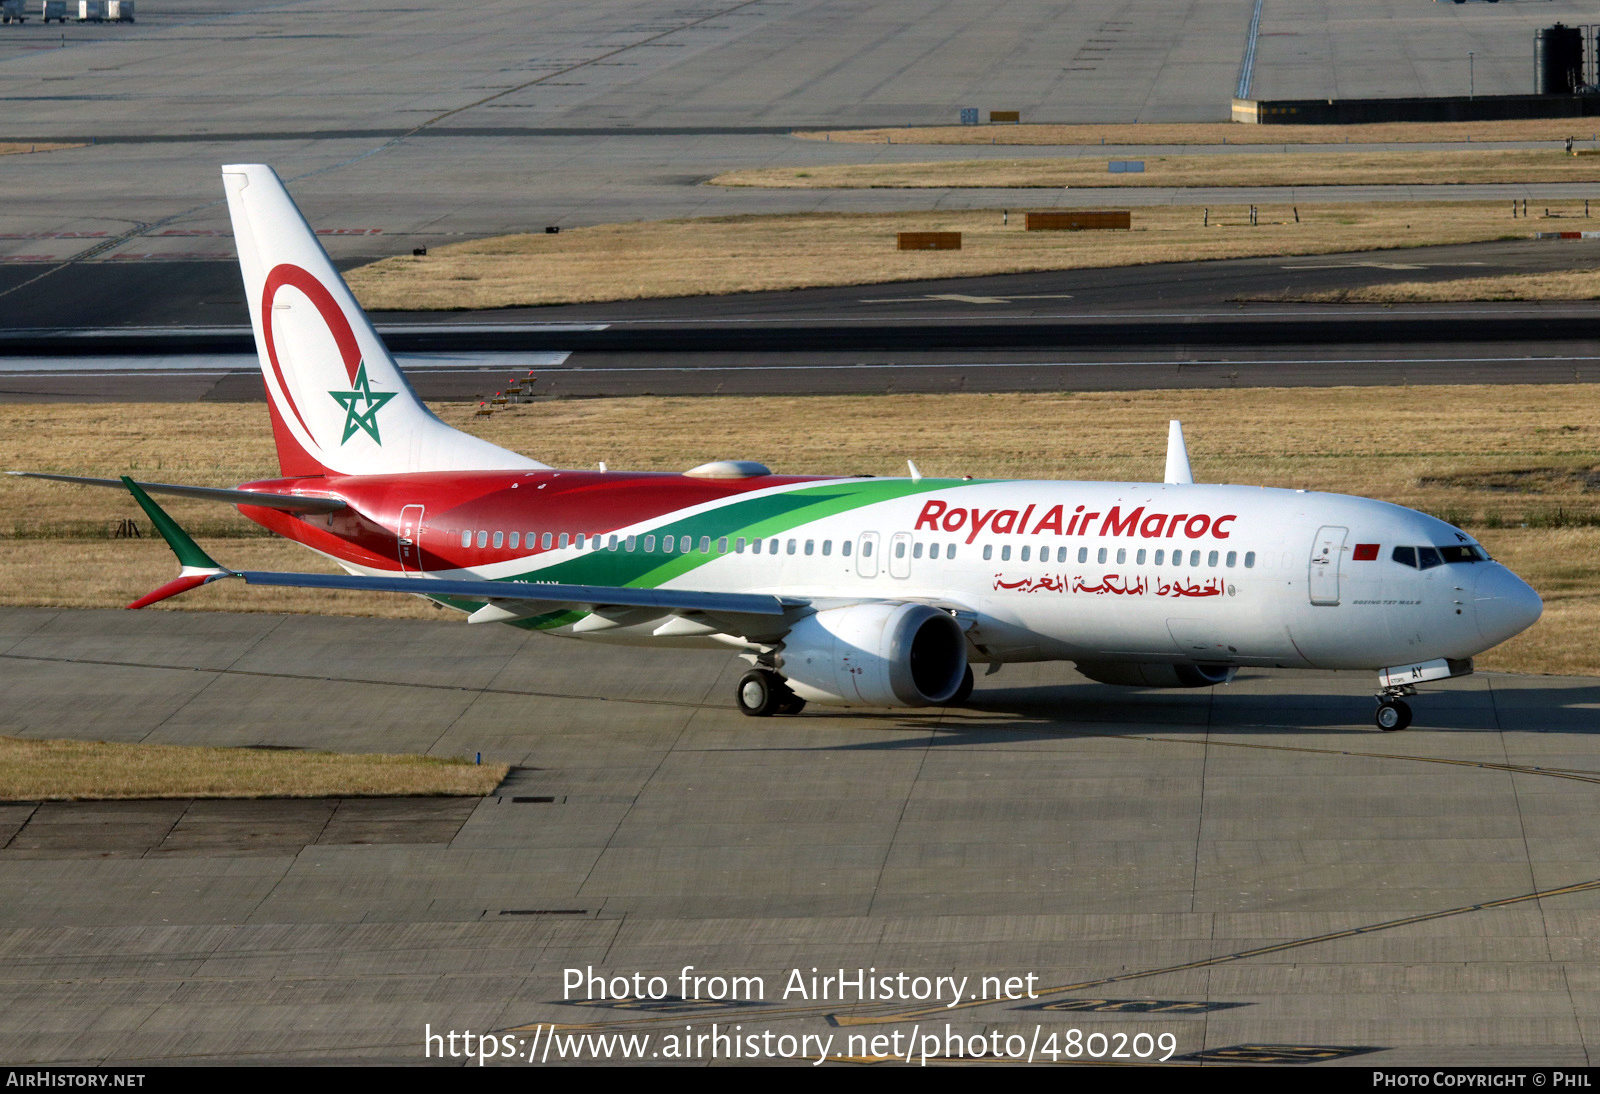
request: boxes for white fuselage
[449,478,1541,673]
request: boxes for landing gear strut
[736,669,805,717]
[1374,684,1416,732]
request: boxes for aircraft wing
[114,475,805,630]
[9,472,346,513]
[232,569,801,617]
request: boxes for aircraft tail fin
[221,164,545,478]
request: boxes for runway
[5,240,1600,400]
[1,606,1596,1064]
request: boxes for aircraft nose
[1474,564,1543,647]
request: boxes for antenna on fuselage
[1164,420,1193,485]
[907,459,923,483]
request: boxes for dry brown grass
[346,203,1536,311]
[714,151,1600,191]
[4,388,1598,675]
[797,122,1600,146]
[0,736,507,800]
[0,142,85,155]
[1268,268,1600,305]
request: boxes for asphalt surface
[4,240,1600,399]
[1,607,1596,1065]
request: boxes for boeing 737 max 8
[16,165,1544,732]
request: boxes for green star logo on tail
[329,361,396,445]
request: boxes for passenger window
[1207,550,1218,567]
[1189,550,1200,567]
[460,530,472,548]
[787,539,797,555]
[1154,549,1164,565]
[983,545,993,560]
[1078,547,1088,564]
[1097,547,1107,564]
[1226,551,1236,567]
[625,535,636,552]
[947,546,956,560]
[718,537,729,553]
[492,531,503,548]
[1057,546,1067,563]
[1245,551,1256,568]
[769,539,780,554]
[804,539,815,556]
[1001,545,1011,561]
[575,534,585,549]
[678,536,690,553]
[913,542,923,559]
[750,539,760,554]
[508,532,519,549]
[842,541,852,557]
[1136,548,1146,564]
[541,532,552,550]
[696,536,708,553]
[608,535,619,550]
[644,535,656,552]
[736,537,747,553]
[559,533,570,549]
[476,531,488,549]
[1116,548,1126,564]
[1418,546,1442,569]
[1020,546,1030,562]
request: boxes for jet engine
[1074,661,1237,688]
[779,603,968,707]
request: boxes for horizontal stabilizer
[11,472,345,513]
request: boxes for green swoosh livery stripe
[474,477,989,631]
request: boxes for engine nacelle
[1074,661,1238,688]
[780,603,968,707]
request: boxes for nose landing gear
[1374,684,1416,731]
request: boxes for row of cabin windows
[982,544,1257,568]
[459,531,879,557]
[456,529,1254,570]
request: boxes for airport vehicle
[39,1,65,23]
[2,1,28,24]
[16,165,1544,731]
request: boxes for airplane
[15,164,1544,733]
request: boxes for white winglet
[1164,420,1193,485]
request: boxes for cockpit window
[1396,544,1487,568]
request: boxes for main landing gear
[1374,684,1416,732]
[736,669,806,717]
